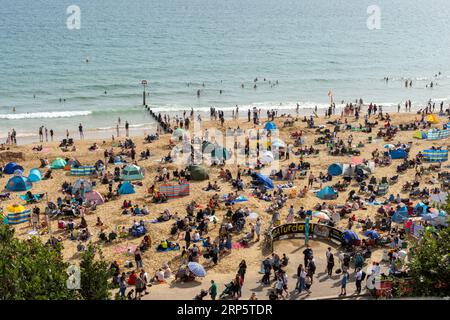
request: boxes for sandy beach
[1,109,448,300]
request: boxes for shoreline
[2,102,444,147]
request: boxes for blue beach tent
[392,206,409,223]
[389,149,407,160]
[316,186,338,200]
[28,168,42,182]
[342,230,359,243]
[414,202,428,215]
[118,182,135,195]
[254,173,274,189]
[327,163,343,176]
[5,176,32,192]
[4,162,23,175]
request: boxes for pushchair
[194,289,208,300]
[219,281,235,299]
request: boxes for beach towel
[114,245,137,254]
[232,242,249,249]
[276,183,294,189]
[366,201,383,206]
[222,195,248,203]
[156,245,180,252]
[20,193,44,202]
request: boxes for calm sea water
[1,0,450,141]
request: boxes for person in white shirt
[372,262,381,275]
[255,218,262,242]
[355,268,363,294]
[154,269,165,282]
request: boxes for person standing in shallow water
[125,121,129,137]
[78,123,84,140]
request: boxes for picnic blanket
[223,195,248,204]
[20,193,45,202]
[156,245,180,252]
[276,183,294,189]
[114,245,137,254]
[232,242,249,249]
[366,201,383,206]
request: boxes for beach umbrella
[364,229,380,240]
[254,173,274,189]
[264,122,277,131]
[383,144,395,149]
[271,138,286,148]
[187,262,206,277]
[312,211,330,221]
[261,151,274,164]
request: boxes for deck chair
[376,183,389,196]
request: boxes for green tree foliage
[79,243,113,300]
[407,227,450,297]
[0,222,77,300]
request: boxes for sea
[1,0,450,143]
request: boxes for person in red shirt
[127,270,137,286]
